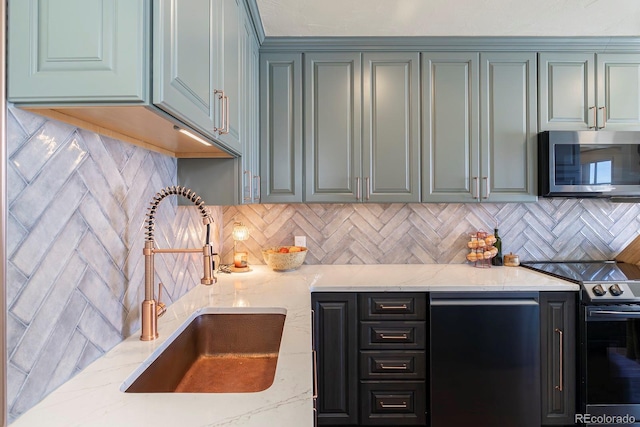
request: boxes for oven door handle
[588,310,640,319]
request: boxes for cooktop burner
[521,260,640,303]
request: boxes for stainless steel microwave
[539,131,640,199]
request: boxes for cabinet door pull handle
[483,176,490,199]
[380,363,408,370]
[312,349,318,399]
[365,177,370,201]
[472,177,479,199]
[379,333,408,340]
[356,177,361,200]
[379,401,408,409]
[214,89,225,133]
[598,106,607,129]
[254,175,261,202]
[223,94,230,134]
[588,106,597,129]
[243,170,251,202]
[555,328,563,392]
[379,304,408,310]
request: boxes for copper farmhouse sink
[123,309,286,393]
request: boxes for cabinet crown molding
[260,36,640,52]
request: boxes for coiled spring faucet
[141,185,216,341]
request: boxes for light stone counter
[11,264,577,427]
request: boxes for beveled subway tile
[6,110,28,158]
[120,145,149,186]
[78,194,127,269]
[78,157,127,234]
[11,135,88,229]
[77,304,123,353]
[7,161,26,207]
[6,213,26,264]
[76,339,102,372]
[45,331,87,396]
[8,107,47,140]
[11,254,86,372]
[6,362,27,410]
[10,121,76,183]
[11,176,87,277]
[11,291,87,417]
[78,130,127,198]
[6,313,26,357]
[77,232,126,301]
[10,213,86,323]
[78,268,127,334]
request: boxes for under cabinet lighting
[173,125,212,146]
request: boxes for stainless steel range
[523,260,640,425]
[522,260,640,303]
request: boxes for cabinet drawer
[360,351,426,380]
[360,381,427,425]
[360,322,426,350]
[359,293,426,320]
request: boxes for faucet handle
[156,282,167,317]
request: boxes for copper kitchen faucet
[141,186,216,341]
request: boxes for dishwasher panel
[430,293,541,427]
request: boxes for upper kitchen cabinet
[260,52,303,203]
[362,53,420,203]
[239,4,261,203]
[153,0,215,137]
[156,0,243,154]
[214,0,243,153]
[177,0,259,205]
[480,52,537,202]
[304,52,362,203]
[8,0,146,103]
[539,52,640,131]
[8,0,255,158]
[422,51,537,203]
[305,52,420,203]
[422,52,479,203]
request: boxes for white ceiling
[255,0,640,37]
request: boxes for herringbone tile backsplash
[223,199,640,265]
[7,106,640,423]
[6,107,222,422]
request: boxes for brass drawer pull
[379,304,408,310]
[379,333,408,340]
[379,401,408,409]
[379,363,408,370]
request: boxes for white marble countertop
[11,264,578,427]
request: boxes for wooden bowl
[262,247,308,271]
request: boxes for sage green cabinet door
[214,0,242,154]
[305,53,362,203]
[8,0,147,103]
[153,0,215,135]
[362,53,421,203]
[538,53,596,130]
[260,53,303,203]
[422,52,480,202]
[480,52,537,202]
[239,10,260,204]
[597,54,640,130]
